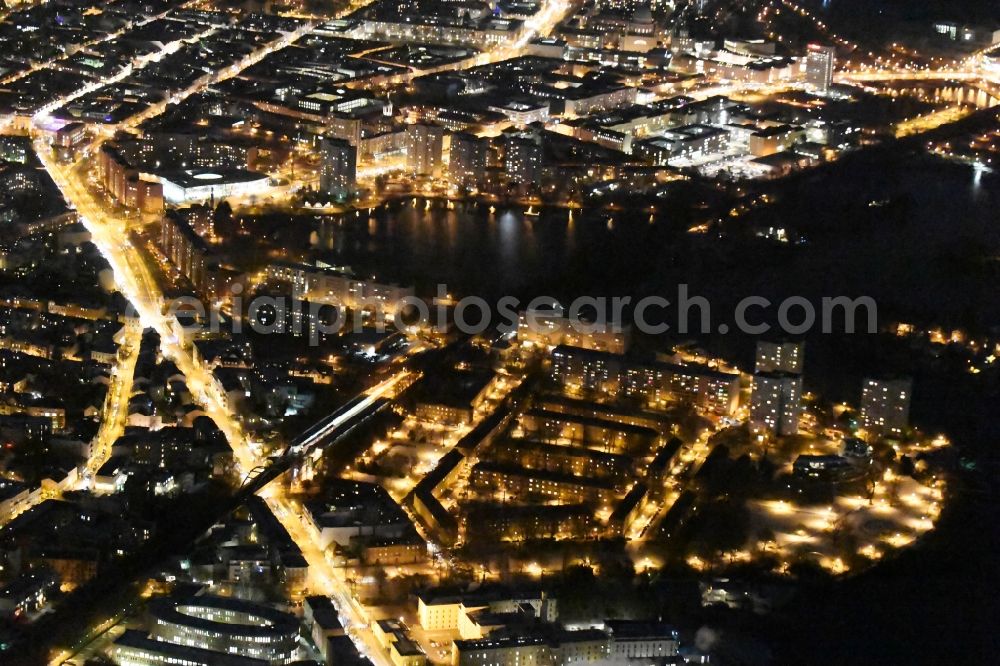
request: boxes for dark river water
[315,154,1000,320]
[317,201,669,302]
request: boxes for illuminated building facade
[748,124,806,157]
[319,136,358,197]
[418,590,558,632]
[265,261,414,313]
[143,595,299,664]
[518,308,630,353]
[750,372,802,436]
[406,123,444,176]
[550,345,740,415]
[448,132,488,188]
[97,144,164,214]
[111,629,268,666]
[461,502,594,542]
[635,124,729,165]
[504,132,544,184]
[604,620,679,662]
[489,439,634,486]
[518,408,659,455]
[859,377,911,436]
[805,44,836,93]
[470,461,617,505]
[452,629,608,666]
[754,339,804,374]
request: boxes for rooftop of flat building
[411,367,496,409]
[157,168,269,190]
